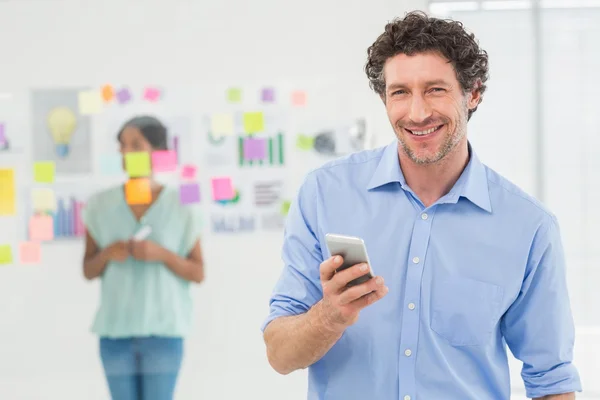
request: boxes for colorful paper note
[211,177,235,201]
[211,113,234,136]
[125,152,151,178]
[32,188,57,212]
[281,200,291,216]
[116,87,132,104]
[29,215,54,241]
[291,90,307,106]
[227,88,242,103]
[179,183,201,205]
[78,90,103,115]
[243,137,267,160]
[101,84,115,102]
[151,150,177,173]
[296,134,315,150]
[243,112,265,134]
[0,123,6,146]
[143,87,161,102]
[0,168,16,215]
[261,88,275,103]
[0,245,12,265]
[125,178,152,205]
[181,165,197,180]
[19,242,41,264]
[99,153,123,176]
[33,161,55,183]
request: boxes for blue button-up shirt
[262,141,582,400]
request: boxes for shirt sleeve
[501,215,582,398]
[81,194,100,243]
[261,172,324,332]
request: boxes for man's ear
[379,93,386,105]
[467,80,482,109]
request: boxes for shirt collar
[367,140,492,213]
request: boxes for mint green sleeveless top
[82,186,201,338]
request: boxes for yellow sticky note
[243,112,265,134]
[29,215,54,241]
[0,168,16,216]
[281,200,291,216]
[125,152,151,178]
[296,134,314,150]
[20,242,41,264]
[32,188,57,212]
[227,88,242,103]
[34,161,55,183]
[78,90,103,115]
[0,244,12,264]
[125,178,152,205]
[211,113,234,136]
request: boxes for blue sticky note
[99,153,123,176]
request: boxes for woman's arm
[130,239,205,283]
[83,232,129,280]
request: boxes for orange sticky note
[125,178,152,205]
[29,215,54,241]
[101,84,115,102]
[19,242,41,264]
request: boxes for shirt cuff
[524,362,582,399]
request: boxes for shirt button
[421,213,428,220]
[404,349,412,357]
[404,396,411,400]
[412,257,420,264]
[408,303,416,310]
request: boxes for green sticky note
[125,152,151,178]
[34,161,55,183]
[281,200,291,216]
[243,112,265,134]
[296,134,314,150]
[0,244,12,264]
[227,88,242,103]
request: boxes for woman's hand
[105,241,130,262]
[129,240,166,262]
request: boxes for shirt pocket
[430,276,503,346]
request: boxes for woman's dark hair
[117,115,169,150]
[365,10,489,120]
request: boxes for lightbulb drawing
[47,107,77,158]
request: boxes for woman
[82,115,204,400]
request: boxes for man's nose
[408,95,433,124]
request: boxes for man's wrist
[311,300,346,337]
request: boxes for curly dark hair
[365,10,489,120]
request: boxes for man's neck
[398,139,470,208]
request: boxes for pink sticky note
[211,177,235,201]
[261,88,275,103]
[181,164,197,180]
[179,183,201,205]
[243,137,267,160]
[151,150,177,173]
[143,87,161,102]
[29,215,54,241]
[291,90,307,106]
[19,242,41,264]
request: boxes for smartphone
[132,225,152,241]
[325,233,374,287]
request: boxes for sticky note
[0,168,16,215]
[19,242,41,264]
[0,123,6,146]
[179,183,201,205]
[261,88,275,103]
[211,113,234,136]
[211,177,235,201]
[29,215,54,241]
[181,164,197,180]
[151,150,177,173]
[116,87,132,104]
[32,188,57,212]
[125,152,151,177]
[281,200,291,216]
[33,161,55,183]
[143,87,161,102]
[243,137,267,160]
[99,153,123,175]
[78,90,103,115]
[227,88,242,103]
[243,112,265,134]
[296,134,315,150]
[125,178,152,205]
[291,90,307,106]
[0,245,12,264]
[101,84,115,102]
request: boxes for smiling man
[262,11,582,400]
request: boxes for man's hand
[317,255,388,331]
[105,241,130,262]
[130,240,166,262]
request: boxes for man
[262,11,582,400]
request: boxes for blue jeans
[99,337,184,400]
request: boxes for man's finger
[320,256,343,282]
[330,263,371,292]
[350,285,389,310]
[338,276,384,305]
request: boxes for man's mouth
[404,124,444,136]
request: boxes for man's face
[382,52,480,165]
